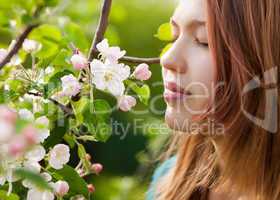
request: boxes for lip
[163,82,192,102]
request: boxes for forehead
[173,0,206,25]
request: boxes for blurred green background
[0,0,176,199]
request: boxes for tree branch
[0,23,40,69]
[120,56,160,64]
[88,0,113,61]
[27,92,73,117]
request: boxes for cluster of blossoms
[61,38,152,112]
[1,37,149,199]
[0,105,71,200]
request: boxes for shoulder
[146,155,177,200]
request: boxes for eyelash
[194,38,209,48]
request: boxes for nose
[160,41,188,74]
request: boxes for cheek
[187,48,216,109]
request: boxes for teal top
[146,156,177,200]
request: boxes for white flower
[25,145,46,162]
[22,39,42,54]
[0,120,14,143]
[24,172,54,200]
[117,95,137,112]
[35,116,49,129]
[18,109,34,121]
[90,59,130,96]
[23,145,46,173]
[60,74,81,97]
[27,188,54,200]
[96,39,126,64]
[49,144,70,169]
[36,129,50,144]
[52,180,69,197]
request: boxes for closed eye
[194,37,209,48]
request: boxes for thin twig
[88,0,112,61]
[27,92,73,116]
[120,56,160,64]
[0,23,40,69]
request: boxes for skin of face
[161,0,217,132]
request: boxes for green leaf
[0,190,20,200]
[91,99,112,122]
[54,165,89,197]
[14,169,52,191]
[154,23,173,41]
[77,135,97,142]
[63,22,89,51]
[52,49,72,67]
[77,143,91,171]
[43,69,73,98]
[125,80,150,105]
[79,99,112,142]
[95,121,112,142]
[29,24,63,58]
[71,97,90,126]
[44,118,69,149]
[63,133,76,148]
[44,0,59,7]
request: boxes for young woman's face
[161,0,216,132]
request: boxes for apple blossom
[53,180,69,197]
[0,120,14,143]
[90,59,130,96]
[0,105,17,123]
[49,144,70,169]
[70,53,88,70]
[132,63,152,81]
[23,145,46,173]
[22,125,38,145]
[96,39,126,63]
[8,139,26,156]
[117,95,137,112]
[27,188,54,200]
[22,39,42,54]
[60,74,81,97]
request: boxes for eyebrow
[170,17,205,31]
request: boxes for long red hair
[155,0,280,199]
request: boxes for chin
[164,105,193,132]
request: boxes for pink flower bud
[118,95,137,112]
[70,53,88,70]
[91,163,103,175]
[22,125,37,145]
[132,63,152,81]
[53,181,69,197]
[87,184,95,193]
[0,105,17,124]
